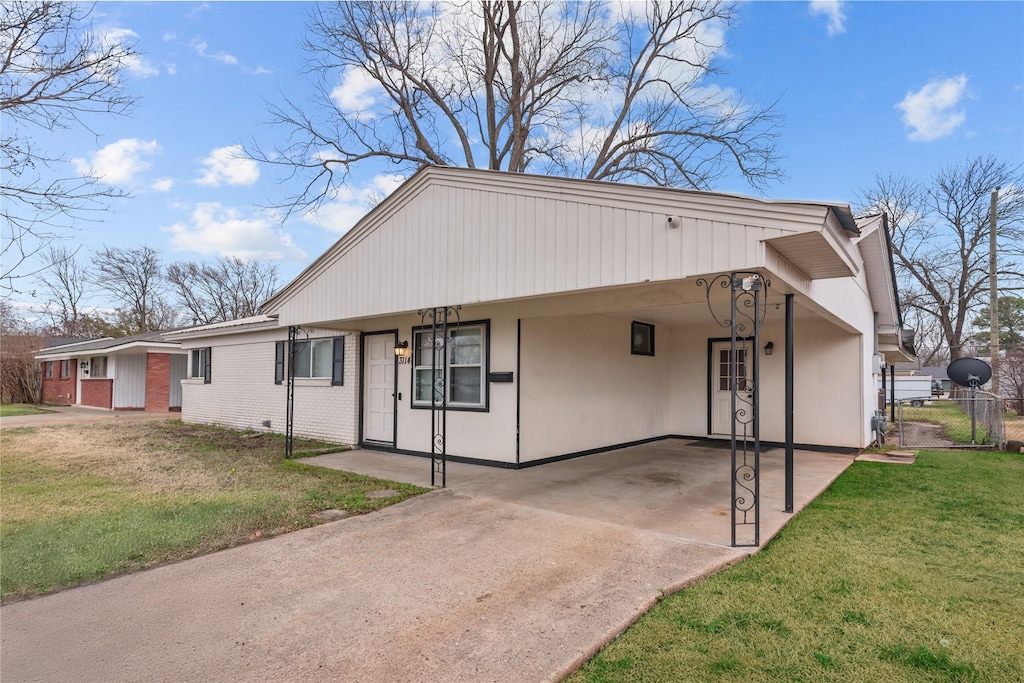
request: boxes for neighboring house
[167,167,914,465]
[35,331,188,411]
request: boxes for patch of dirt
[897,421,954,448]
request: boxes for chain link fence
[896,392,1005,449]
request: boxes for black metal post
[285,325,297,458]
[889,365,896,422]
[784,293,794,514]
[420,306,460,487]
[729,279,738,548]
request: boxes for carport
[301,439,854,547]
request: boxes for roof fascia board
[35,341,183,359]
[167,319,282,340]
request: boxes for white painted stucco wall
[519,314,672,462]
[180,328,358,446]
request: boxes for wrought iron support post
[285,325,297,458]
[419,306,461,487]
[699,272,767,547]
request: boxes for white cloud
[163,32,177,42]
[809,1,847,36]
[151,177,175,192]
[302,174,407,234]
[330,67,382,115]
[896,75,968,142]
[165,63,177,76]
[71,138,160,185]
[163,203,306,262]
[97,27,159,77]
[194,145,259,187]
[252,66,273,75]
[190,38,238,65]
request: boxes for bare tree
[167,257,280,325]
[92,245,178,334]
[1003,349,1024,416]
[1,1,140,293]
[0,296,42,403]
[859,157,1024,364]
[251,0,782,215]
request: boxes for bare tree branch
[1,1,139,293]
[167,257,280,325]
[858,156,1024,363]
[248,0,782,215]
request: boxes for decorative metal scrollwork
[418,305,461,487]
[698,272,769,547]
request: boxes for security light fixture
[394,340,409,357]
[764,341,774,356]
[80,361,89,370]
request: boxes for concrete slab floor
[1,492,743,683]
[301,439,855,548]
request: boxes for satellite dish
[947,358,992,389]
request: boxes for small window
[292,339,333,378]
[191,347,211,383]
[90,356,107,378]
[413,323,487,409]
[44,361,53,378]
[276,337,345,384]
[60,359,70,378]
[631,321,655,356]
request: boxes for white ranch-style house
[167,167,914,468]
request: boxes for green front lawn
[0,403,52,418]
[571,450,1024,682]
[0,421,427,601]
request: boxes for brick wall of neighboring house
[145,353,171,412]
[180,330,358,445]
[80,378,113,409]
[40,361,76,404]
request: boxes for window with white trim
[60,359,70,378]
[90,356,107,378]
[292,339,333,379]
[44,361,53,378]
[274,337,345,385]
[191,347,211,383]
[413,323,487,409]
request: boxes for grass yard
[570,450,1024,682]
[0,420,427,602]
[1,403,52,417]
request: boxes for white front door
[363,333,396,444]
[710,340,754,437]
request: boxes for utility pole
[989,187,1000,396]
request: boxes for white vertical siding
[269,170,840,327]
[113,353,146,409]
[169,354,187,408]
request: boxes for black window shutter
[203,347,212,384]
[274,341,285,385]
[331,337,345,386]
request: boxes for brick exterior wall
[145,353,171,412]
[180,330,358,446]
[41,361,76,404]
[80,378,113,409]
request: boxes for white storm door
[363,334,396,444]
[711,340,753,437]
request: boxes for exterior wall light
[764,341,774,356]
[394,340,409,357]
[80,361,89,370]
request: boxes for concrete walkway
[0,404,180,429]
[1,440,853,682]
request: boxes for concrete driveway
[1,440,852,682]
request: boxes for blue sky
[9,1,1024,315]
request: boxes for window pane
[415,368,440,403]
[293,341,311,378]
[449,327,481,365]
[415,332,442,368]
[449,366,481,404]
[312,339,332,378]
[191,350,201,378]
